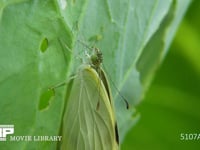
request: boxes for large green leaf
[121,40,200,150]
[0,0,73,149]
[122,0,200,149]
[0,0,190,149]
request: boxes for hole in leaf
[40,37,48,52]
[38,88,55,111]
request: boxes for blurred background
[122,0,200,149]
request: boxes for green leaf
[122,0,200,149]
[0,0,190,149]
[121,39,200,150]
[0,0,73,149]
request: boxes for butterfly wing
[61,65,118,150]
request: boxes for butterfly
[60,47,119,150]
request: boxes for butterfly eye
[89,47,103,69]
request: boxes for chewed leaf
[61,65,118,150]
[40,37,48,53]
[38,88,55,111]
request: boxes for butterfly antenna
[103,64,129,109]
[77,39,93,51]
